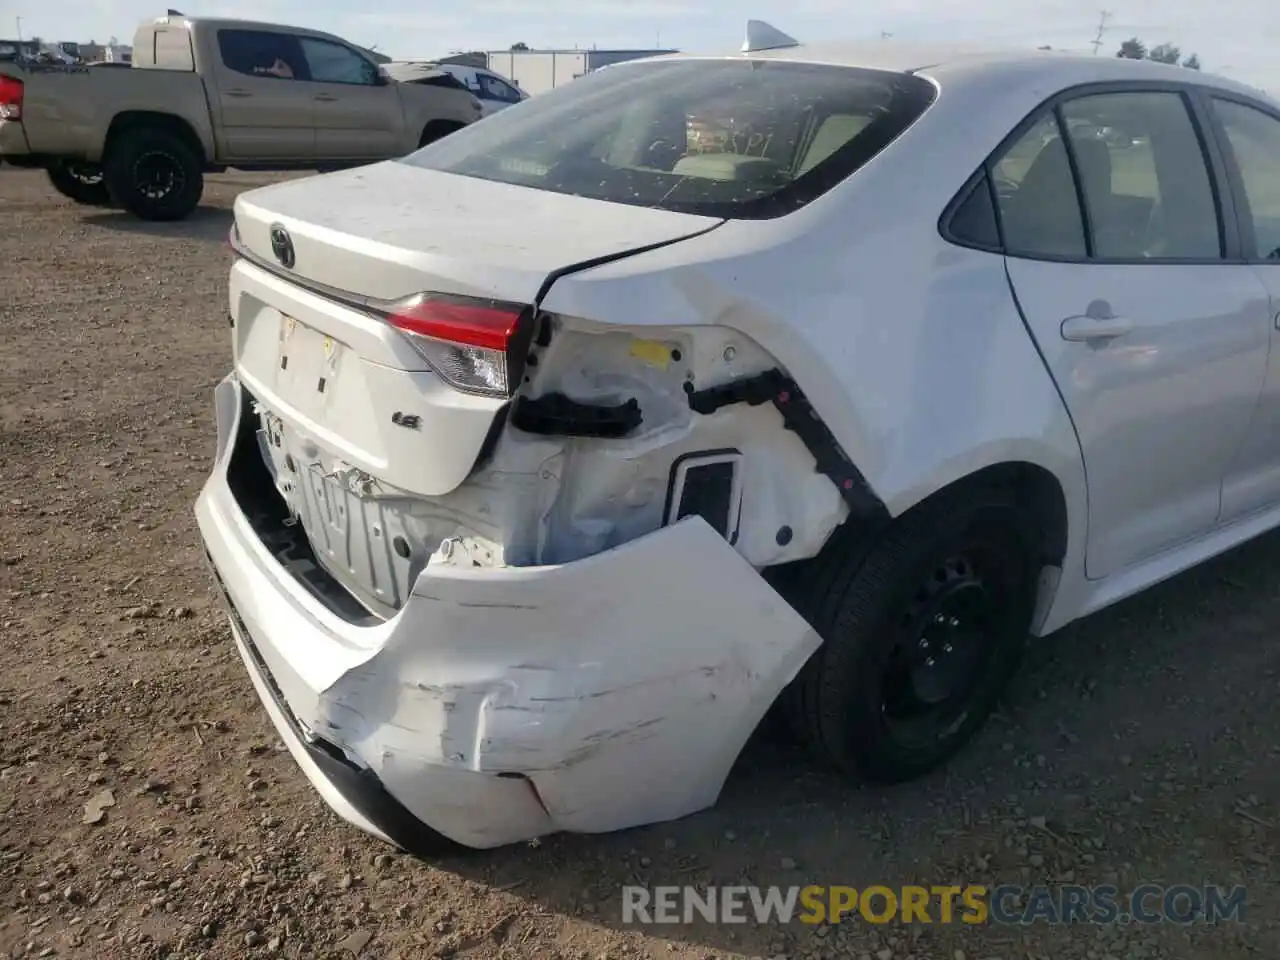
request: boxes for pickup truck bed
[0,15,481,220]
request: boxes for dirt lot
[0,167,1276,960]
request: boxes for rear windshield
[398,58,936,219]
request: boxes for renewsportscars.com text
[621,884,1247,926]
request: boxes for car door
[1204,94,1280,520]
[211,29,315,162]
[995,87,1271,579]
[296,37,404,160]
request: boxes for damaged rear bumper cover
[195,374,823,850]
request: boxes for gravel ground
[0,167,1276,960]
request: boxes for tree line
[1116,38,1200,70]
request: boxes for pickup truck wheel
[46,161,112,207]
[418,121,465,148]
[784,485,1036,784]
[103,129,204,222]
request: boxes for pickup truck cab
[0,16,482,220]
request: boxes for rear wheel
[418,120,465,148]
[784,485,1037,783]
[103,128,204,221]
[46,160,112,206]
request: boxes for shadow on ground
[82,206,234,241]
[415,530,1280,957]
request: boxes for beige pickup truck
[0,16,483,220]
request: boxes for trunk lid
[233,161,723,304]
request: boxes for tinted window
[948,171,1000,249]
[1213,99,1280,260]
[479,74,520,102]
[399,59,936,219]
[992,113,1088,258]
[217,29,304,80]
[299,38,378,85]
[1061,92,1221,260]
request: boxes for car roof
[650,40,1272,105]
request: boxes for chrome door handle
[226,88,251,98]
[1061,311,1132,342]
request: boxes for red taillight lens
[386,294,527,397]
[0,76,24,120]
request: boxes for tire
[103,127,204,222]
[418,120,465,148]
[46,161,112,206]
[784,485,1038,784]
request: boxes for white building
[468,47,677,95]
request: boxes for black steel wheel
[103,127,204,221]
[785,485,1037,783]
[46,160,111,206]
[879,548,1014,748]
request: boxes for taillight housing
[384,293,532,398]
[0,75,23,121]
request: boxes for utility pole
[16,16,23,40]
[1090,10,1112,55]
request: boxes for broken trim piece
[511,392,644,438]
[663,449,744,544]
[686,369,889,523]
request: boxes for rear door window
[217,29,306,81]
[992,114,1089,258]
[399,58,936,219]
[1212,98,1280,259]
[1060,91,1222,260]
[987,90,1222,261]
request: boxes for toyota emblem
[269,224,295,269]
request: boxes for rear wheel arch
[921,461,1069,567]
[419,119,466,148]
[774,459,1070,583]
[103,111,207,166]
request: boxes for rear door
[1206,94,1280,518]
[996,86,1271,579]
[296,37,404,161]
[211,28,315,162]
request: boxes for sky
[3,0,1277,91]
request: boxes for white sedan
[199,21,1280,852]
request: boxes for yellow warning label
[629,339,672,369]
